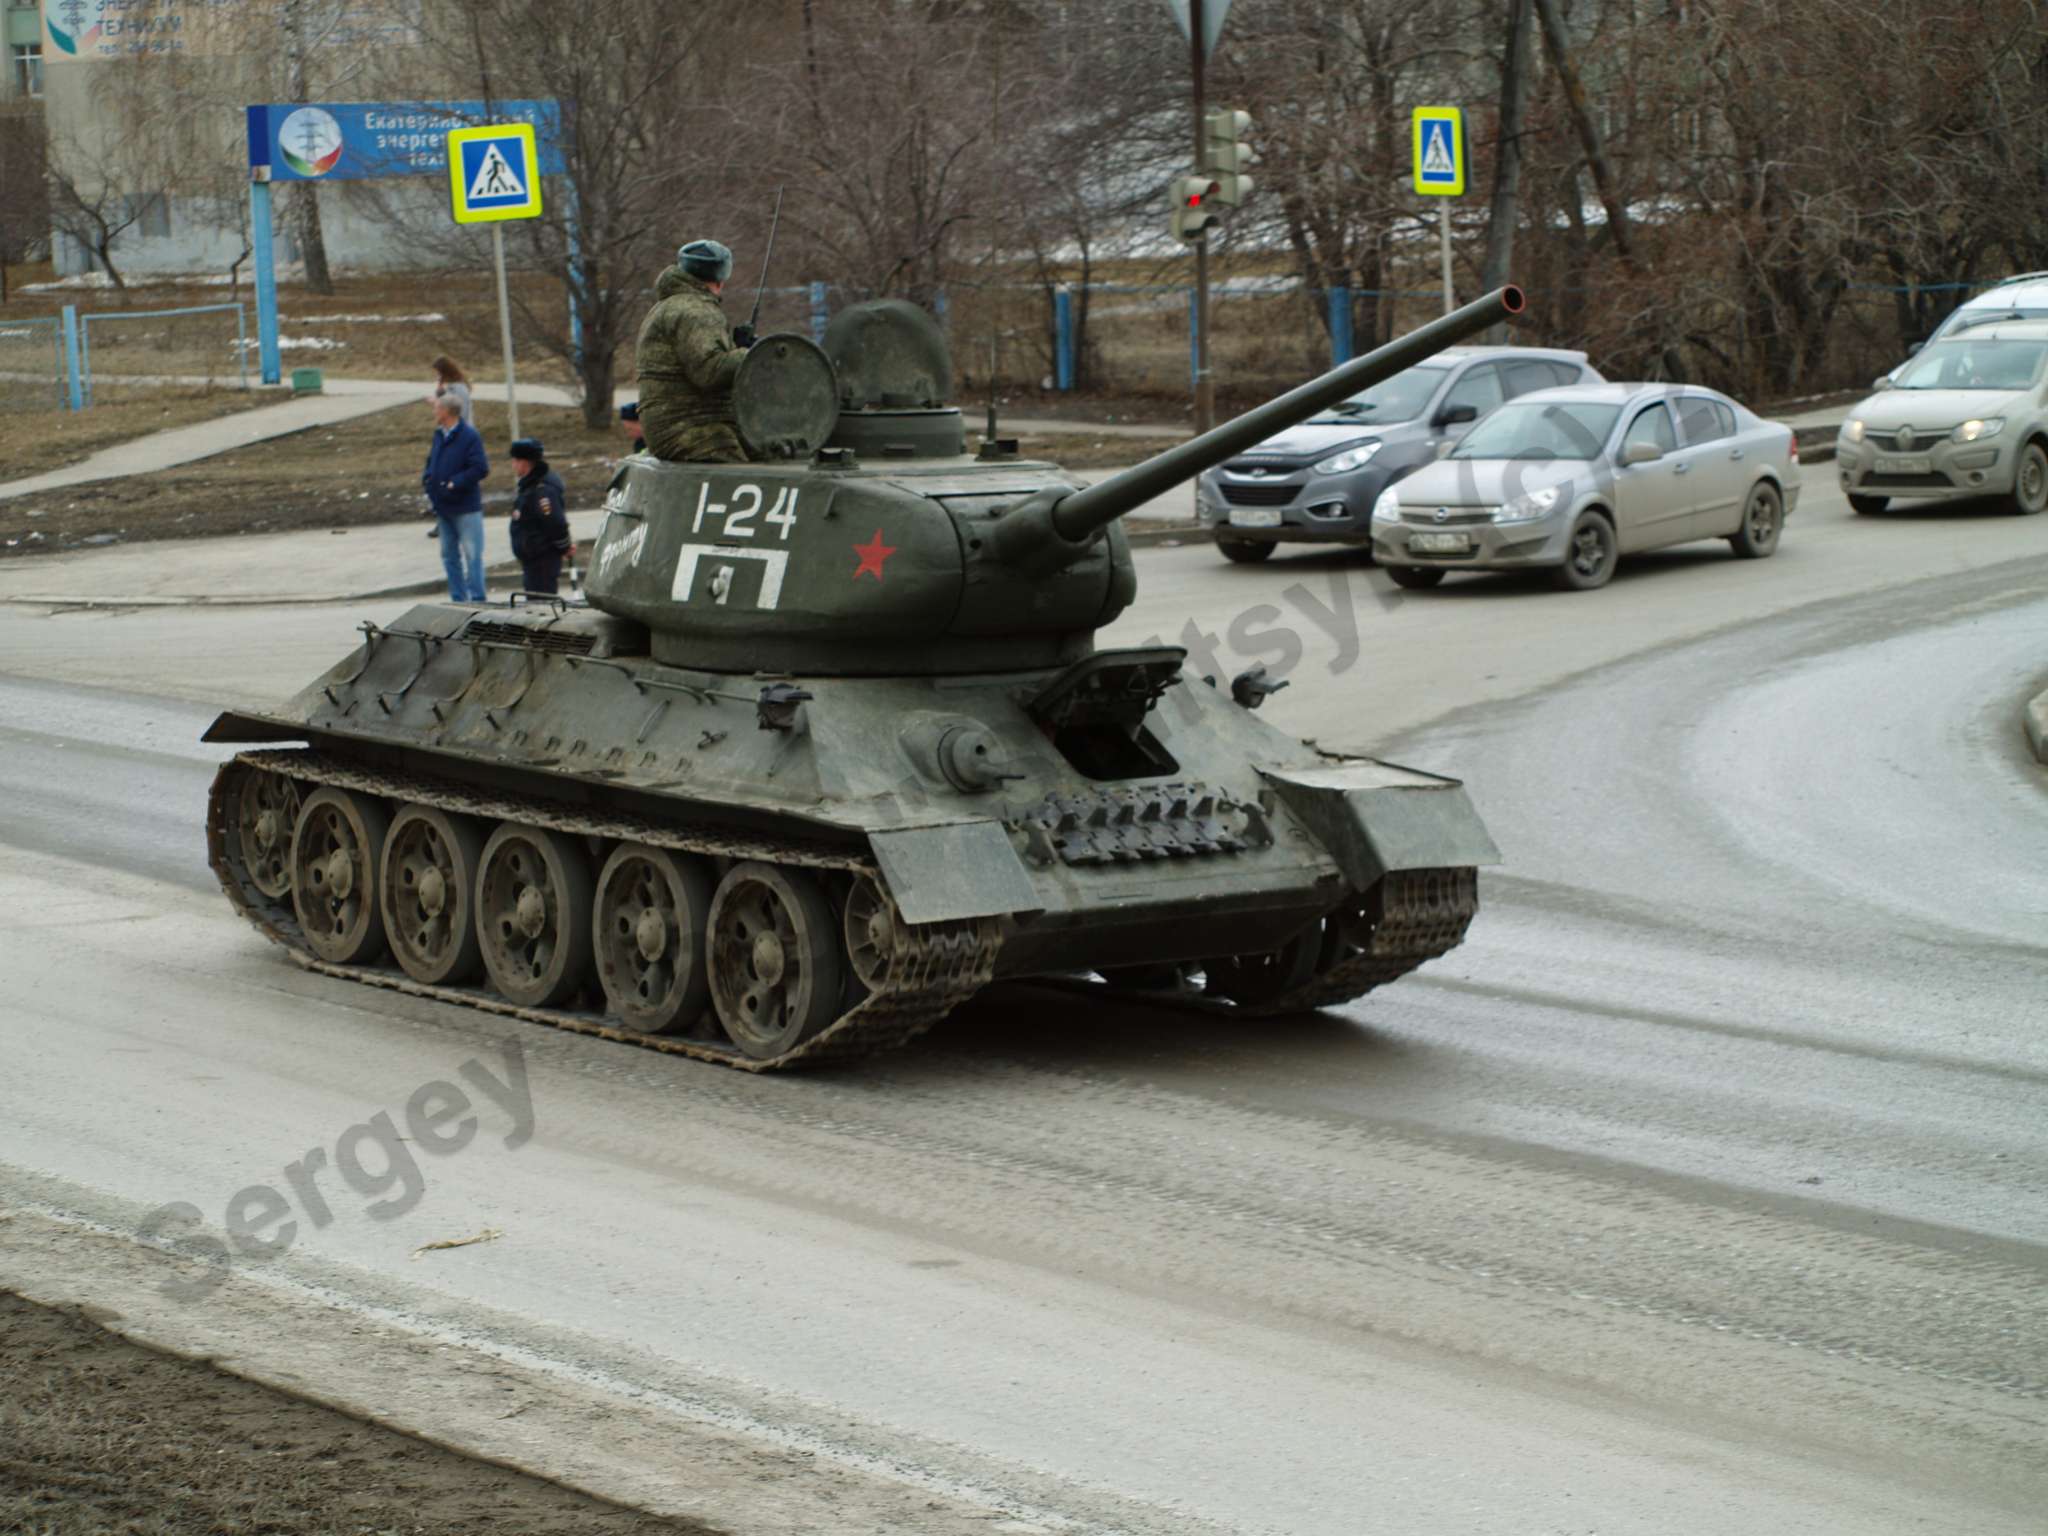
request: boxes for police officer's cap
[677,239,734,283]
[509,437,544,460]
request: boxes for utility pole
[1189,0,1212,432]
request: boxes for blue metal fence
[77,302,248,407]
[0,314,66,414]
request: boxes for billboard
[246,99,564,183]
[46,0,416,62]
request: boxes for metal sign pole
[1190,0,1213,432]
[1438,203,1454,316]
[491,225,520,440]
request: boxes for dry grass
[0,388,287,481]
[1,398,624,557]
[0,1289,722,1535]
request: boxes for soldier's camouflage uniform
[634,266,751,463]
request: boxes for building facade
[5,0,43,102]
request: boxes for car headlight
[1842,419,1865,443]
[1371,488,1403,524]
[1952,417,2005,443]
[1314,441,1383,475]
[1494,486,1562,523]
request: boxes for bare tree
[1478,0,1534,333]
[0,105,49,304]
[45,130,148,290]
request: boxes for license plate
[1229,506,1283,528]
[1874,455,1932,474]
[1409,531,1472,554]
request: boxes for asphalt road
[1,468,2044,1534]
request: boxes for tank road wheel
[381,806,487,987]
[1202,923,1321,1008]
[234,769,301,900]
[841,873,903,993]
[594,843,714,1034]
[291,788,392,965]
[476,824,595,1008]
[707,862,845,1060]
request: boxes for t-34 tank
[205,286,1523,1069]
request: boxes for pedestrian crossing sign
[1412,106,1466,196]
[446,123,543,224]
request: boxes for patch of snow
[232,336,348,351]
[284,313,448,325]
[20,272,118,292]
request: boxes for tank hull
[204,601,1494,1069]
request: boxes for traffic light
[1170,174,1221,242]
[1202,108,1255,206]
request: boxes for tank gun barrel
[1047,286,1524,544]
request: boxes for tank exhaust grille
[465,621,598,656]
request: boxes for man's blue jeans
[438,511,485,602]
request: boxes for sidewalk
[0,386,416,502]
[0,376,603,503]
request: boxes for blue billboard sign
[246,100,564,183]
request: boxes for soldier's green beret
[678,239,734,282]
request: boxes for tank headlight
[1842,419,1865,443]
[1371,488,1403,523]
[1315,441,1383,475]
[1494,486,1562,523]
[1953,417,2005,443]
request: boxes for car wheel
[1552,510,1618,590]
[2011,440,2048,515]
[1216,538,1276,564]
[1848,493,1888,515]
[1729,481,1783,558]
[1386,564,1445,590]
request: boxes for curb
[2025,687,2048,766]
[1792,425,1838,465]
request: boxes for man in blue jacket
[422,395,490,601]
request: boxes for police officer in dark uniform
[507,437,572,595]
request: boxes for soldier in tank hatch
[634,239,758,463]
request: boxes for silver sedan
[1371,384,1801,591]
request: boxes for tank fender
[1258,761,1500,890]
[868,820,1043,923]
[202,709,306,744]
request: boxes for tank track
[207,749,1001,1072]
[1069,867,1478,1018]
[1242,867,1479,1016]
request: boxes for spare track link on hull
[207,749,1001,1071]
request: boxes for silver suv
[1196,344,1600,563]
[1837,321,2048,516]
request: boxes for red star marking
[851,528,897,581]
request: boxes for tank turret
[583,288,1524,675]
